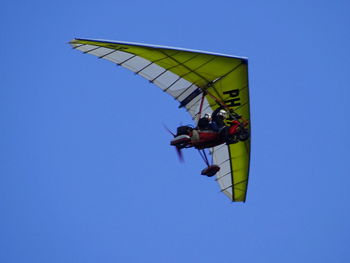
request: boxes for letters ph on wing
[223,89,241,108]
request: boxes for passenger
[197,114,212,130]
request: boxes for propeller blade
[176,146,184,162]
[163,123,175,137]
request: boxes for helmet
[218,109,228,119]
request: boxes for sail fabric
[70,38,250,202]
[212,141,250,202]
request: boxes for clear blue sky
[1,0,349,262]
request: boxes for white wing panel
[212,144,233,200]
[86,47,114,58]
[103,50,135,65]
[153,70,180,90]
[122,56,151,72]
[75,44,96,53]
[138,63,166,81]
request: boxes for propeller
[163,123,175,137]
[163,123,184,162]
[175,146,184,162]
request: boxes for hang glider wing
[69,38,250,202]
[211,141,250,202]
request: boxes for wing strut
[199,149,220,177]
[198,149,210,167]
[196,92,207,122]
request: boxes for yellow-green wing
[69,38,250,202]
[206,62,250,202]
[212,139,250,202]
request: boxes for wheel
[238,129,249,141]
[201,165,220,177]
[225,135,239,145]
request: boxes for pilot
[211,108,228,131]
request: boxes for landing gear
[225,135,239,144]
[198,149,220,177]
[238,128,249,141]
[201,165,220,177]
